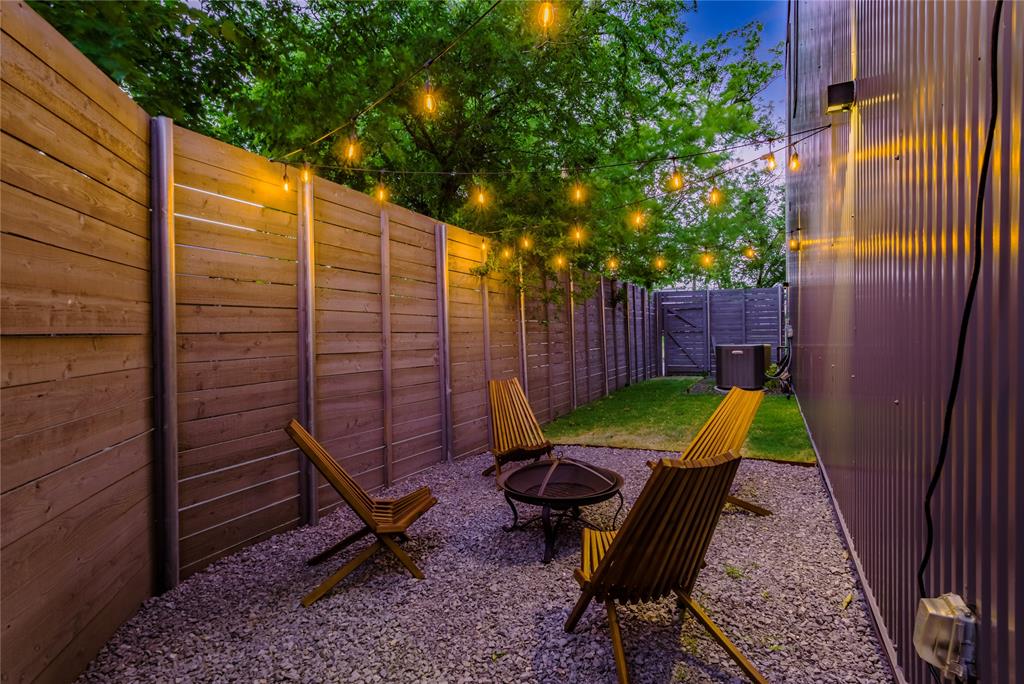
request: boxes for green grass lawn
[544,377,815,463]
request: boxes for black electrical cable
[916,0,1003,615]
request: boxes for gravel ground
[81,447,893,683]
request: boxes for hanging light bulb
[668,164,683,191]
[571,224,584,244]
[743,246,757,260]
[654,255,666,270]
[301,164,311,183]
[520,235,532,250]
[789,151,800,171]
[765,152,777,172]
[282,168,290,192]
[474,187,487,207]
[789,237,800,251]
[538,1,555,30]
[570,182,586,204]
[501,246,513,259]
[700,252,714,268]
[553,254,566,269]
[708,185,722,205]
[481,240,488,254]
[375,182,388,203]
[343,133,360,163]
[423,75,437,114]
[607,257,619,271]
[630,210,645,230]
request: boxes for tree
[32,0,784,288]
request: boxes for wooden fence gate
[658,287,783,375]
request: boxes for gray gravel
[80,447,894,683]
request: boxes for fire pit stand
[497,458,625,563]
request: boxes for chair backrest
[679,387,763,462]
[285,419,377,529]
[589,451,741,602]
[488,377,548,455]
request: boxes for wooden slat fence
[0,5,660,681]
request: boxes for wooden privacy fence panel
[0,3,155,682]
[659,287,783,375]
[0,5,661,679]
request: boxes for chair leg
[307,526,370,566]
[564,590,593,632]
[301,540,382,607]
[676,594,767,684]
[379,534,425,579]
[605,601,630,684]
[725,495,773,517]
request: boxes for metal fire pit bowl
[497,458,624,563]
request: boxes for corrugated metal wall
[787,1,1021,682]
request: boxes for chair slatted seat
[485,377,553,476]
[650,386,771,516]
[566,452,767,684]
[285,419,438,606]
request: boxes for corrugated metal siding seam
[789,1,1022,682]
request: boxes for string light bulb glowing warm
[344,134,359,163]
[700,252,714,268]
[571,224,584,244]
[520,235,532,250]
[282,169,290,192]
[669,167,683,191]
[743,246,756,259]
[708,186,722,205]
[474,187,487,206]
[789,151,801,171]
[538,1,555,30]
[607,257,619,271]
[301,165,311,183]
[501,246,513,259]
[570,182,586,204]
[423,76,438,114]
[654,255,666,270]
[765,152,777,172]
[375,183,388,203]
[553,254,566,269]
[789,237,800,251]
[631,210,645,230]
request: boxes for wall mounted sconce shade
[826,80,856,113]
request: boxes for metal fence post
[296,164,318,525]
[434,223,453,463]
[150,115,179,592]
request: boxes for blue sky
[683,0,788,121]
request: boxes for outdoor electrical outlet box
[913,593,978,680]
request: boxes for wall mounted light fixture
[825,80,856,113]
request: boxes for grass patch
[544,377,815,463]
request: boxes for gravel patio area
[81,447,893,683]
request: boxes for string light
[607,257,619,271]
[708,186,722,205]
[520,235,532,250]
[668,164,683,191]
[474,187,487,206]
[743,246,756,259]
[630,210,645,230]
[538,1,555,30]
[570,182,586,204]
[764,152,777,171]
[375,182,389,203]
[282,167,290,192]
[343,133,360,163]
[571,224,584,244]
[481,240,488,254]
[553,254,566,269]
[700,252,714,268]
[789,151,800,171]
[423,75,438,114]
[501,246,513,259]
[789,237,800,251]
[654,255,666,270]
[301,164,311,183]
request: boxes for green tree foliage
[33,0,785,289]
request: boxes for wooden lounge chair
[285,419,438,606]
[485,377,554,476]
[651,386,771,516]
[566,452,767,684]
